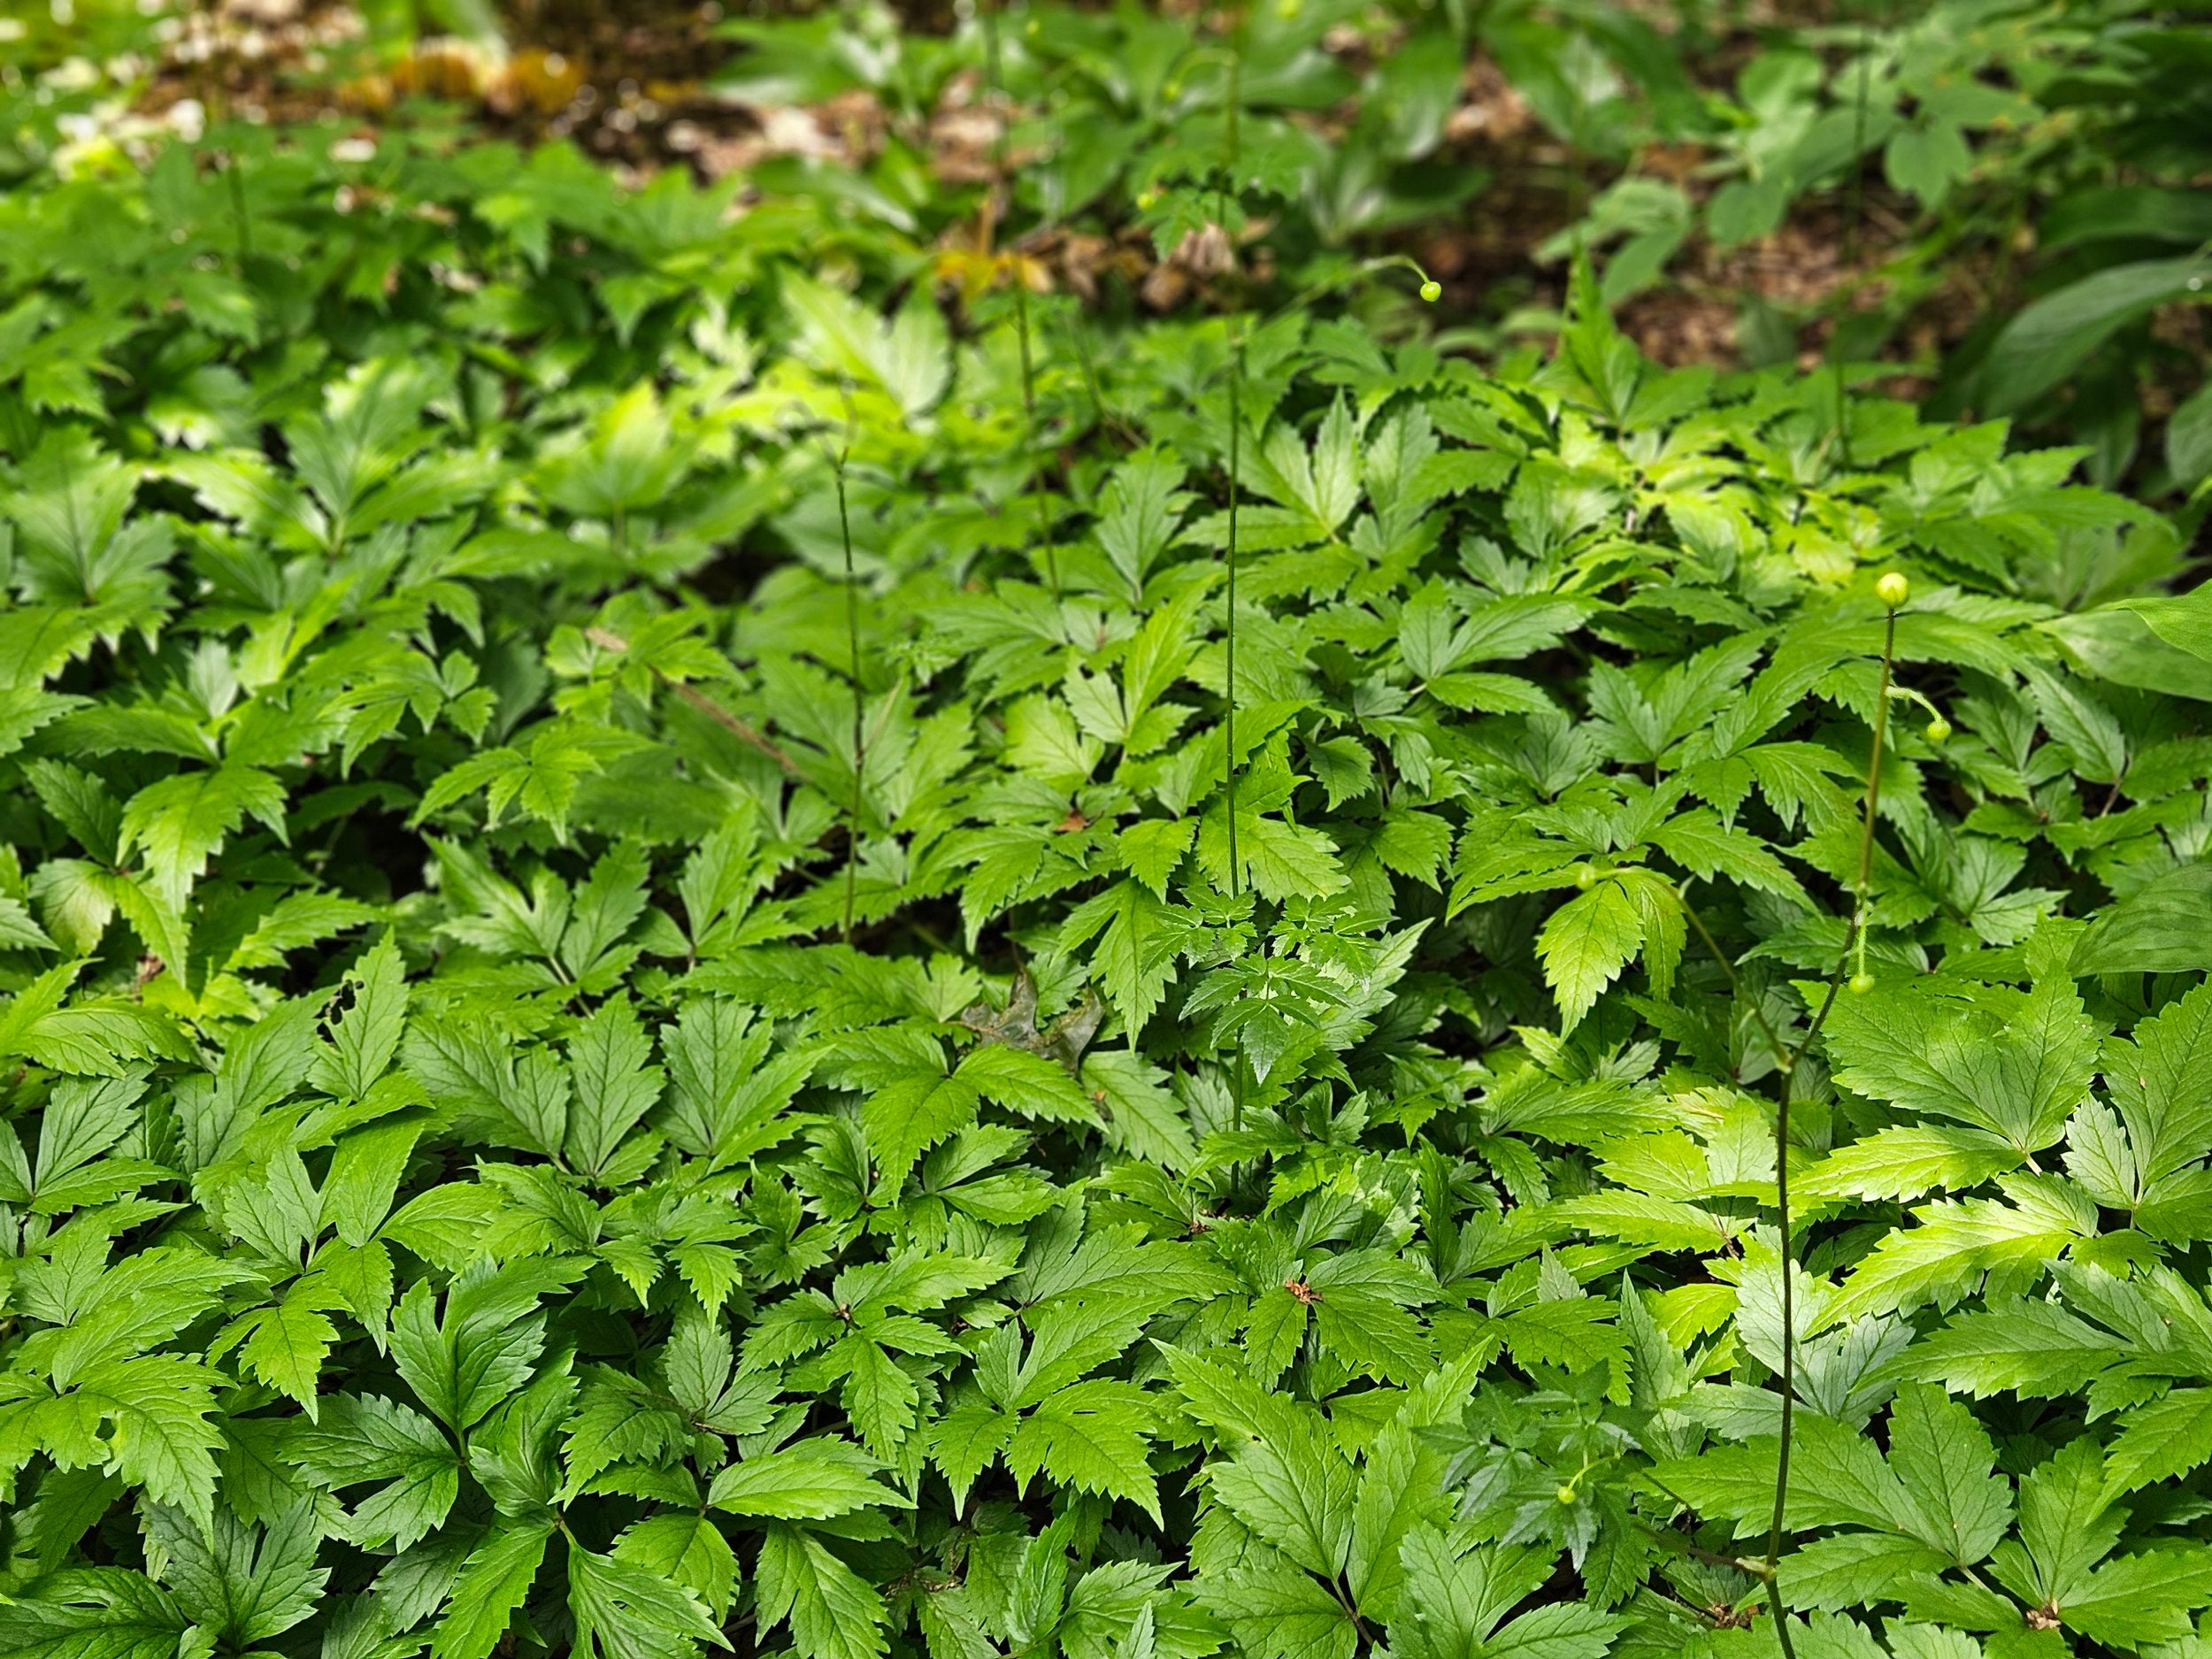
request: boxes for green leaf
[568,1542,729,1659]
[1006,1379,1161,1523]
[2106,1388,2212,1497]
[0,963,196,1077]
[1194,1557,1356,1659]
[565,994,664,1178]
[2070,864,2212,973]
[612,1513,740,1624]
[1062,879,1192,1035]
[71,1356,226,1525]
[1903,1300,2113,1400]
[1886,1384,2012,1565]
[429,1523,553,1659]
[540,383,693,518]
[289,1393,462,1551]
[863,1067,980,1193]
[2061,1548,2212,1647]
[2169,380,2212,487]
[706,1438,893,1518]
[1209,1419,1356,1580]
[230,1293,339,1417]
[142,1500,326,1647]
[1797,1125,2022,1202]
[1537,880,1645,1032]
[0,1569,191,1659]
[1783,1532,1950,1612]
[755,1525,889,1659]
[1980,257,2212,414]
[1824,975,2100,1156]
[119,765,288,909]
[781,273,949,420]
[311,933,408,1102]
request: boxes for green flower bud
[1419,280,1441,303]
[1924,716,1951,743]
[1849,972,1877,995]
[1876,572,1910,610]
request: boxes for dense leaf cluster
[702,0,2212,484]
[4,105,2212,1659]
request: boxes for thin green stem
[1225,323,1243,1148]
[833,447,864,946]
[1832,11,1878,471]
[1225,331,1241,903]
[1677,884,1790,1075]
[1857,604,1901,904]
[982,0,1052,596]
[1011,276,1038,424]
[1842,19,1873,282]
[1764,1079,1798,1609]
[1762,603,1899,1659]
[1219,12,1245,1135]
[1052,307,1122,444]
[1221,27,1240,231]
[1786,605,1897,1073]
[981,0,1037,421]
[227,153,252,267]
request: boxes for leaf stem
[1217,10,1245,1136]
[1052,307,1126,445]
[982,0,1053,597]
[832,434,864,947]
[1677,882,1791,1076]
[1761,603,1898,1659]
[583,627,799,778]
[1832,12,1876,471]
[227,151,253,268]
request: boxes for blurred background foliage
[4,0,2208,502]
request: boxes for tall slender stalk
[227,156,253,268]
[1218,11,1246,1133]
[1053,308,1115,442]
[1830,1,1884,472]
[980,0,1055,597]
[1841,15,1874,281]
[1787,599,1899,1072]
[1677,886,1790,1075]
[1225,339,1241,903]
[1751,586,1901,1656]
[1764,1080,1798,1658]
[828,404,864,946]
[1217,27,1242,873]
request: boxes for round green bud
[1419,280,1442,303]
[1575,866,1597,890]
[1875,572,1910,610]
[1849,972,1877,995]
[1924,716,1951,743]
[1555,1484,1578,1505]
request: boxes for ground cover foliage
[17,0,2212,489]
[4,30,2212,1659]
[694,0,2212,485]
